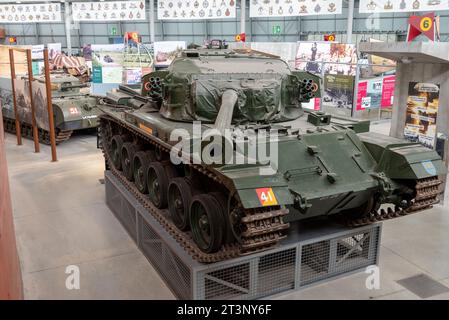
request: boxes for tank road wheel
[110,135,124,170]
[190,194,224,253]
[147,162,170,208]
[133,151,151,194]
[121,142,138,181]
[168,178,193,231]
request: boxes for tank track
[341,177,442,227]
[2,116,72,145]
[99,115,290,263]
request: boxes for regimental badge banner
[158,0,237,20]
[359,0,449,14]
[72,1,146,22]
[250,0,343,18]
[0,3,62,23]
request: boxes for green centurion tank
[98,49,445,263]
[2,74,100,144]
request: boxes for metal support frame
[105,171,382,300]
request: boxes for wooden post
[26,49,40,153]
[8,49,22,146]
[0,107,24,300]
[43,49,57,162]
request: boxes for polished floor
[4,120,449,300]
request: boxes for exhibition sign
[158,0,236,20]
[404,82,440,148]
[295,42,357,76]
[359,0,449,13]
[322,75,355,111]
[12,77,49,131]
[0,3,62,23]
[250,0,342,18]
[381,75,395,108]
[72,1,146,21]
[407,13,437,42]
[356,75,395,111]
[91,44,124,84]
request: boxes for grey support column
[64,2,72,55]
[346,0,354,43]
[240,0,246,34]
[149,0,155,43]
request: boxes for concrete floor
[4,120,449,300]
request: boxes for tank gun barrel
[214,89,239,133]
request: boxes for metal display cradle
[105,170,382,300]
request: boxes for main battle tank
[98,49,445,263]
[2,74,100,144]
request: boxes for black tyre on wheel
[147,162,170,208]
[121,142,137,181]
[190,194,224,253]
[168,177,193,231]
[110,135,124,170]
[133,151,151,193]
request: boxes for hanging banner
[158,0,236,20]
[250,0,342,18]
[404,82,440,148]
[72,1,146,21]
[360,0,449,13]
[0,3,62,23]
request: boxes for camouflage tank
[2,74,100,144]
[98,49,445,263]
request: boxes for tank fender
[373,145,445,180]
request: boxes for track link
[99,114,290,263]
[341,177,442,227]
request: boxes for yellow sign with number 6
[420,17,433,32]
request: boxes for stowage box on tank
[98,49,445,263]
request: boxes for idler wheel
[190,194,224,253]
[121,142,137,181]
[133,151,151,194]
[111,135,124,170]
[146,162,176,208]
[168,177,194,231]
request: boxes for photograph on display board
[91,44,124,68]
[153,41,186,67]
[404,82,440,148]
[13,77,32,125]
[32,80,50,131]
[295,42,330,74]
[295,42,357,76]
[322,74,354,110]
